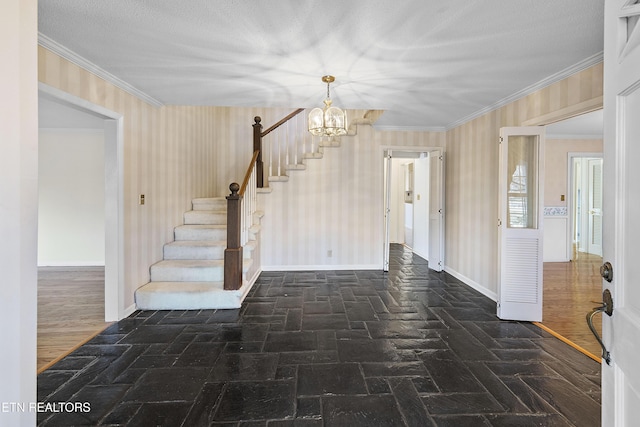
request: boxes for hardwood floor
[542,252,603,360]
[37,266,111,372]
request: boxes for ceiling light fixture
[308,75,347,137]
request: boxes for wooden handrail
[261,108,305,137]
[225,110,305,290]
[239,150,260,196]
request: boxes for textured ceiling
[38,0,604,130]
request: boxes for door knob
[600,262,613,283]
[586,289,614,364]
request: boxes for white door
[601,1,640,424]
[383,150,392,271]
[497,127,545,321]
[428,150,444,272]
[587,158,603,256]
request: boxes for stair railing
[254,109,305,186]
[224,150,258,290]
[224,109,304,291]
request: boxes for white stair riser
[164,244,255,260]
[192,198,227,211]
[174,226,226,241]
[150,259,252,282]
[184,210,226,225]
[135,281,251,310]
[151,265,224,282]
[163,244,225,260]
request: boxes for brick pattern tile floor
[37,245,601,426]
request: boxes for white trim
[523,96,604,127]
[383,59,604,132]
[447,53,604,130]
[38,33,164,108]
[375,124,447,132]
[39,128,104,133]
[547,133,603,140]
[121,303,138,319]
[567,152,604,261]
[246,267,262,289]
[261,264,380,271]
[444,266,498,301]
[37,262,105,267]
[38,83,127,322]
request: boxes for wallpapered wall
[445,63,603,297]
[259,125,445,270]
[38,45,602,309]
[545,138,603,207]
[39,46,309,310]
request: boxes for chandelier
[308,75,347,137]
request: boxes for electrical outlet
[139,194,145,205]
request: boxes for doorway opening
[383,148,444,272]
[570,155,603,259]
[37,84,124,370]
[540,109,604,358]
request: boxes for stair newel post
[253,116,264,188]
[224,182,243,290]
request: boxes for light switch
[560,195,565,201]
[139,194,145,205]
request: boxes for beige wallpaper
[545,138,603,207]
[259,124,445,269]
[39,47,222,309]
[445,63,603,296]
[39,44,603,307]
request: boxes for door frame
[381,146,444,270]
[39,83,126,322]
[567,152,604,260]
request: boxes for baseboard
[121,303,137,319]
[544,257,570,263]
[246,267,262,288]
[444,266,498,301]
[261,264,381,271]
[38,262,105,267]
[412,249,429,262]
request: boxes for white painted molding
[246,268,262,289]
[121,303,138,319]
[374,124,448,133]
[523,96,603,126]
[376,51,603,133]
[37,262,105,267]
[39,128,105,133]
[447,52,604,131]
[38,33,164,108]
[546,134,603,140]
[444,266,498,302]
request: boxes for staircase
[135,109,382,311]
[135,197,261,310]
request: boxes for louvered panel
[503,237,540,304]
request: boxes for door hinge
[439,155,443,161]
[497,218,502,226]
[499,136,503,144]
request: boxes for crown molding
[445,51,604,130]
[546,133,603,140]
[38,33,164,108]
[373,124,447,133]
